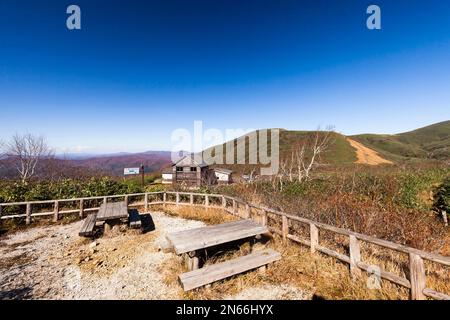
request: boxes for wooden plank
[53,201,59,222]
[79,213,97,237]
[310,223,318,254]
[168,220,258,240]
[423,288,450,300]
[349,235,362,278]
[358,261,411,288]
[409,253,426,300]
[316,245,350,264]
[79,199,84,218]
[167,220,268,255]
[261,210,268,227]
[25,203,32,225]
[167,220,264,241]
[167,221,266,245]
[96,202,128,221]
[179,249,281,291]
[282,215,288,242]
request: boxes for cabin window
[190,167,197,172]
[176,167,183,172]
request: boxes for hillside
[200,129,358,174]
[70,151,172,176]
[351,121,450,161]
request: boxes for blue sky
[0,0,449,153]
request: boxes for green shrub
[434,177,450,213]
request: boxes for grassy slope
[351,120,450,161]
[201,129,357,174]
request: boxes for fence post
[53,201,59,222]
[144,193,149,211]
[163,192,167,207]
[233,199,237,215]
[0,205,2,219]
[409,253,426,300]
[310,223,319,253]
[124,195,129,209]
[190,193,194,205]
[103,197,107,205]
[261,210,268,227]
[222,196,226,208]
[349,235,362,279]
[282,215,289,242]
[79,199,84,218]
[245,203,250,219]
[176,192,180,206]
[205,195,209,208]
[26,203,32,225]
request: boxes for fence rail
[1,191,449,300]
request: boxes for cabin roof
[214,168,233,174]
[172,155,208,168]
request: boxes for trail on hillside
[347,138,393,165]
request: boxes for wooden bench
[179,249,281,291]
[79,213,97,237]
[128,209,142,229]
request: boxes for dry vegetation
[156,206,449,300]
[158,232,413,300]
[152,205,239,225]
[217,165,450,254]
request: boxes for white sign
[124,168,140,175]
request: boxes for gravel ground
[0,212,309,300]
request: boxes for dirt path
[0,212,309,300]
[347,138,393,165]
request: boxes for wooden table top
[96,202,129,221]
[166,219,268,255]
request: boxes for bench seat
[179,249,281,291]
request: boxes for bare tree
[276,127,335,187]
[5,134,54,183]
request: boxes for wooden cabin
[171,155,215,187]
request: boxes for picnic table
[79,201,141,237]
[166,219,269,270]
[166,219,279,291]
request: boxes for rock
[84,257,90,262]
[89,241,99,249]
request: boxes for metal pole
[141,163,145,187]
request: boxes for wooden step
[179,249,281,291]
[79,213,97,237]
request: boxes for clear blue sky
[1,0,449,153]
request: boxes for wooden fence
[1,191,449,300]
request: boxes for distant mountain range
[66,121,450,176]
[2,121,448,180]
[351,120,450,161]
[199,120,450,173]
[65,151,173,176]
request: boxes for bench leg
[186,251,200,271]
[104,222,112,234]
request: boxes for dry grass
[155,205,448,300]
[157,205,239,225]
[159,235,412,300]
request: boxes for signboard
[124,167,140,175]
